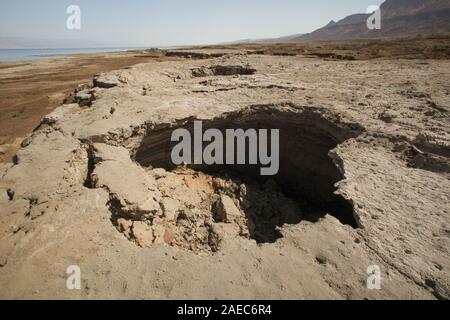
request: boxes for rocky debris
[90,143,162,220]
[414,134,450,158]
[105,165,302,253]
[0,189,9,206]
[392,136,450,177]
[306,52,355,61]
[165,50,228,59]
[193,74,303,92]
[214,195,242,223]
[131,221,154,248]
[74,90,95,107]
[402,145,450,176]
[315,254,329,265]
[20,137,32,148]
[160,197,180,221]
[210,223,241,241]
[41,104,79,125]
[75,83,92,93]
[0,146,4,155]
[110,167,237,252]
[93,73,122,88]
[90,142,130,163]
[191,65,256,77]
[116,218,132,236]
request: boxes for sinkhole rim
[132,106,364,239]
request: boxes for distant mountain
[220,34,304,45]
[264,33,305,43]
[281,0,450,42]
[0,37,133,49]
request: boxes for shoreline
[0,47,150,63]
[0,49,174,163]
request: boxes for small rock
[0,256,7,267]
[424,277,436,288]
[163,227,174,245]
[6,189,14,201]
[160,198,180,221]
[11,225,21,233]
[0,189,9,205]
[0,145,5,155]
[150,168,168,179]
[132,222,154,248]
[315,255,328,265]
[153,224,168,245]
[20,137,32,148]
[29,206,46,218]
[434,262,443,271]
[212,223,241,240]
[41,104,79,124]
[74,92,93,107]
[117,218,132,236]
[94,74,121,88]
[214,195,242,223]
[75,83,91,93]
[179,208,198,221]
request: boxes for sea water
[0,47,143,62]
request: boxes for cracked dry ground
[0,49,449,299]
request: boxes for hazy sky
[0,0,385,47]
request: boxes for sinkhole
[133,105,364,246]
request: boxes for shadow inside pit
[134,105,363,243]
